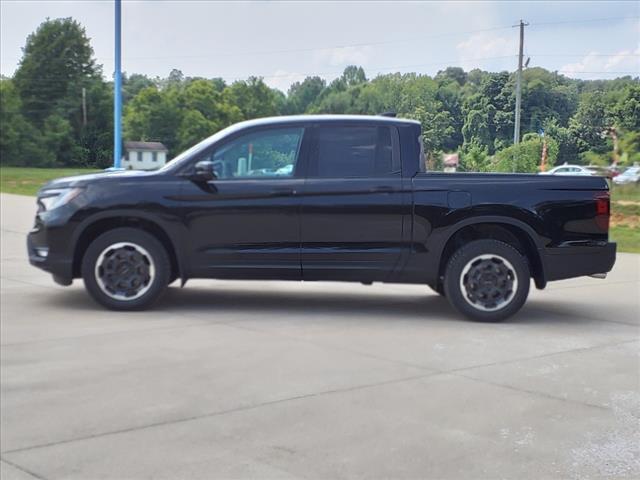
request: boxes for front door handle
[270,187,296,196]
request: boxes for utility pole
[512,19,528,173]
[113,0,122,169]
[82,87,87,127]
[513,19,528,146]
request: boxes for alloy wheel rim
[459,254,518,312]
[94,242,155,301]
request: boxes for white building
[122,141,168,170]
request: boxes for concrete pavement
[1,192,638,479]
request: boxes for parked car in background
[613,166,640,185]
[541,164,594,176]
[586,165,621,179]
[28,115,616,322]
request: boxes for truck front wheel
[81,227,170,310]
[443,239,530,322]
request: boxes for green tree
[123,73,154,104]
[41,114,74,165]
[225,77,282,119]
[11,18,112,166]
[124,85,182,154]
[409,106,455,158]
[612,84,640,131]
[177,79,241,149]
[0,78,50,166]
[177,110,216,151]
[493,134,558,173]
[569,91,611,154]
[618,131,640,165]
[462,109,491,147]
[435,67,467,86]
[13,18,98,127]
[286,76,326,114]
[341,65,367,87]
[543,118,578,164]
[459,140,490,172]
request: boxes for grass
[0,166,100,196]
[611,225,640,254]
[1,166,638,252]
[610,184,639,253]
[611,183,640,202]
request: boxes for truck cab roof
[231,114,421,129]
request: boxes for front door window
[198,128,304,180]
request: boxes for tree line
[1,18,639,172]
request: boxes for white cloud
[263,70,309,93]
[314,46,374,67]
[456,32,517,70]
[560,48,640,78]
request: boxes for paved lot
[1,192,638,479]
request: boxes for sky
[1,0,639,92]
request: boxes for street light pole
[113,0,122,169]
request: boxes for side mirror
[192,160,216,181]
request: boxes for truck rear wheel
[81,227,170,310]
[443,239,530,322]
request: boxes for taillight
[595,192,610,231]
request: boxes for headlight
[37,187,83,212]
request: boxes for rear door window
[309,125,398,178]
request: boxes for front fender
[70,209,190,283]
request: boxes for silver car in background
[613,166,640,185]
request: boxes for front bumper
[27,219,75,286]
[542,242,617,282]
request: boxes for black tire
[443,239,530,322]
[81,227,170,310]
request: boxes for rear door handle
[371,185,394,193]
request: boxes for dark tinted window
[311,125,396,178]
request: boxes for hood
[39,169,157,192]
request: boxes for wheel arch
[71,212,187,284]
[435,216,546,290]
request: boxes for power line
[531,53,640,57]
[0,24,515,62]
[3,15,637,63]
[556,71,638,74]
[529,15,639,27]
[116,15,639,61]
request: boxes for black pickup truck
[28,115,616,321]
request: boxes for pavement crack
[204,317,437,373]
[0,319,216,348]
[0,228,29,235]
[451,372,609,411]
[0,276,61,291]
[447,338,637,376]
[0,457,48,480]
[3,340,635,457]
[1,370,439,456]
